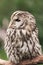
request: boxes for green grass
[0,49,8,60]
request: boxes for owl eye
[15,19,20,22]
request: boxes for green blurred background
[0,0,43,64]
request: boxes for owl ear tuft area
[11,11,20,20]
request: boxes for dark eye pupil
[15,19,20,22]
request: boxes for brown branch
[0,59,13,65]
[0,55,43,65]
[20,55,43,65]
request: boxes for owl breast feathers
[4,11,42,64]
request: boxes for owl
[4,11,42,64]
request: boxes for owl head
[8,11,36,32]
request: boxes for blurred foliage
[0,0,43,63]
[0,0,43,45]
[0,38,7,60]
[0,38,3,49]
[0,49,7,60]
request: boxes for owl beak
[8,20,15,29]
[9,25,16,29]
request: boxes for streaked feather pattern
[5,11,42,64]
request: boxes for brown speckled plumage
[4,11,42,64]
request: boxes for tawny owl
[4,11,42,64]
